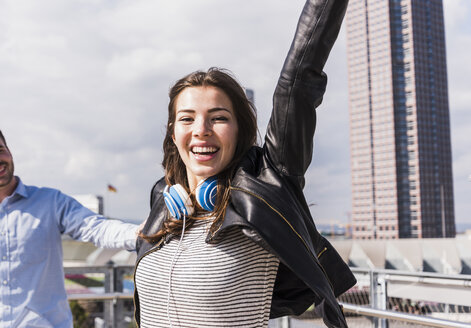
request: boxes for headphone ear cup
[163,184,194,219]
[195,177,218,212]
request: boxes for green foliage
[69,300,90,328]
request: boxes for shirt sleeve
[54,190,138,251]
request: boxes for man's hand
[136,220,146,237]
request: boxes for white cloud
[443,0,470,29]
[1,0,469,226]
[442,0,471,224]
[106,48,202,83]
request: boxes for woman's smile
[191,145,219,161]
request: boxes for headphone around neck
[163,176,218,219]
[164,177,218,327]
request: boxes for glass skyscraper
[346,0,455,239]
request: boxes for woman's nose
[193,118,212,137]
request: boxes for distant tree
[69,300,93,327]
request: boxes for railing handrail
[64,264,134,272]
[68,292,133,301]
[64,265,471,284]
[341,303,471,328]
[350,267,471,281]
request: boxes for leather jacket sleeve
[265,0,348,188]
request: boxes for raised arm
[264,0,348,187]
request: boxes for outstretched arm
[57,191,139,251]
[264,0,348,188]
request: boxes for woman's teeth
[192,146,217,154]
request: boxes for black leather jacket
[135,0,355,327]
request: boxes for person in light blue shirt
[0,130,139,328]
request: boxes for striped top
[135,218,279,328]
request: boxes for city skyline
[1,0,470,228]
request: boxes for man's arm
[264,0,348,188]
[55,190,138,251]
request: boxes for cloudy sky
[1,0,470,227]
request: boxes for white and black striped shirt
[135,218,279,328]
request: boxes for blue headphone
[163,177,218,220]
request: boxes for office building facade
[346,0,455,239]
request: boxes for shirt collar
[12,177,29,199]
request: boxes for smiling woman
[134,0,355,327]
[154,68,257,240]
[172,85,239,191]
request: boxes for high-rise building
[245,88,255,105]
[346,0,455,239]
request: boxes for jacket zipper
[230,186,334,290]
[317,247,328,259]
[207,221,222,242]
[133,237,165,325]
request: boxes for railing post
[370,270,388,328]
[104,260,115,328]
[114,266,126,328]
[279,316,290,328]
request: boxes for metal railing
[339,268,471,328]
[65,264,471,328]
[340,303,471,328]
[65,262,134,328]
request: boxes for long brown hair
[143,68,257,242]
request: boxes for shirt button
[2,280,7,285]
[1,256,6,260]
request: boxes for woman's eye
[178,117,193,122]
[213,116,228,122]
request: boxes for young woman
[134,0,355,327]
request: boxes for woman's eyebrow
[176,109,195,114]
[208,107,232,113]
[176,107,232,114]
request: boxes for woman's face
[173,86,238,190]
